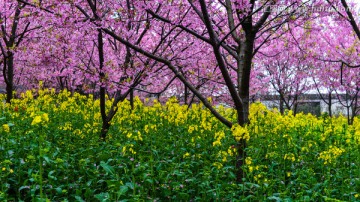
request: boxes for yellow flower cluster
[183,152,190,158]
[59,122,72,131]
[31,113,49,126]
[146,124,157,133]
[227,146,236,156]
[1,167,14,173]
[213,131,225,146]
[122,144,136,155]
[217,151,228,162]
[231,124,250,142]
[2,124,10,133]
[284,153,296,162]
[352,118,360,144]
[249,102,268,122]
[188,125,198,134]
[213,162,223,169]
[126,131,143,141]
[245,157,252,165]
[318,146,345,165]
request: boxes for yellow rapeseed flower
[227,146,236,156]
[213,131,225,146]
[183,152,190,158]
[144,125,149,133]
[2,124,10,133]
[231,124,250,142]
[213,162,223,169]
[42,113,49,122]
[318,146,345,165]
[188,125,195,134]
[31,116,42,125]
[245,157,252,165]
[284,153,296,162]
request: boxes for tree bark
[328,92,332,117]
[2,4,22,104]
[280,98,285,115]
[5,52,14,103]
[293,95,298,116]
[97,29,108,140]
[234,29,255,181]
[130,88,134,110]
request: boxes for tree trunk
[280,98,284,115]
[97,29,108,140]
[235,96,249,182]
[328,92,332,117]
[349,92,358,125]
[347,105,351,125]
[235,34,254,182]
[100,121,110,140]
[5,52,14,103]
[293,95,298,116]
[3,3,22,104]
[279,92,289,115]
[130,88,134,110]
[184,84,188,105]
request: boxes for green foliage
[0,90,359,201]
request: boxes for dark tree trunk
[235,32,254,182]
[293,95,298,116]
[130,88,134,110]
[279,92,290,115]
[280,98,285,115]
[100,121,111,140]
[345,93,352,125]
[347,105,351,125]
[184,84,188,105]
[5,52,14,103]
[2,4,23,104]
[349,91,359,125]
[98,29,108,140]
[328,92,332,117]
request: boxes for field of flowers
[0,88,360,201]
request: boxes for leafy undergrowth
[0,89,360,201]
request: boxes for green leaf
[100,161,115,175]
[118,185,128,196]
[95,192,110,202]
[125,182,135,190]
[19,186,30,191]
[75,196,86,202]
[86,180,93,186]
[55,187,62,194]
[145,178,153,184]
[43,156,51,163]
[267,195,282,202]
[48,170,57,180]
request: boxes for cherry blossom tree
[311,8,360,123]
[255,23,316,114]
[0,0,43,103]
[2,0,358,181]
[69,0,327,181]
